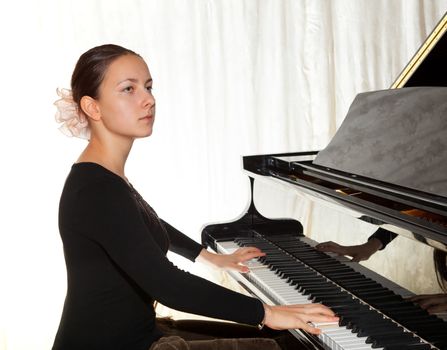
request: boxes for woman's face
[95,54,155,139]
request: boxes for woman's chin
[139,127,153,138]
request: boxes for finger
[351,255,362,262]
[237,247,263,254]
[278,304,336,317]
[297,303,335,316]
[230,263,250,273]
[416,295,447,309]
[241,254,265,263]
[234,248,265,261]
[239,250,266,260]
[315,241,336,250]
[317,244,347,256]
[301,322,321,335]
[427,303,447,314]
[237,265,250,273]
[305,314,340,323]
[408,294,430,302]
[415,300,434,309]
[276,303,324,310]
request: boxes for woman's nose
[142,90,155,109]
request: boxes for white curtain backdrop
[0,1,446,349]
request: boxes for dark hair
[434,249,447,292]
[71,44,140,110]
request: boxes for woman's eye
[146,86,153,92]
[123,86,134,93]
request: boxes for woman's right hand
[263,303,339,335]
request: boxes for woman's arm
[162,220,266,272]
[161,220,203,261]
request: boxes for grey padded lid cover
[313,87,447,198]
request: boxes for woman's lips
[140,115,153,121]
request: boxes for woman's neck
[77,135,133,181]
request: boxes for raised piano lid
[242,13,447,251]
[391,12,447,89]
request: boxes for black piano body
[202,12,447,350]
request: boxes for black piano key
[348,284,387,293]
[275,264,316,270]
[356,327,405,339]
[260,257,290,263]
[354,289,398,298]
[330,273,373,281]
[302,289,340,297]
[272,265,307,272]
[425,335,447,345]
[333,306,371,318]
[297,284,340,291]
[289,278,328,287]
[368,298,410,309]
[269,262,298,268]
[356,324,404,337]
[312,294,353,304]
[276,269,316,277]
[414,325,447,339]
[377,302,426,313]
[339,312,385,327]
[382,344,431,350]
[363,295,404,305]
[321,299,361,308]
[306,287,348,296]
[348,315,398,329]
[392,314,438,325]
[284,272,321,282]
[311,265,355,273]
[336,278,377,286]
[332,303,369,312]
[320,267,358,274]
[377,301,422,315]
[368,332,422,347]
[394,314,440,325]
[344,311,386,322]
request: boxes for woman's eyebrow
[117,77,153,85]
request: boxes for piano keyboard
[215,235,447,350]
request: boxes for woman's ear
[80,96,101,121]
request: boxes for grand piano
[202,12,447,350]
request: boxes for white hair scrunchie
[54,88,90,140]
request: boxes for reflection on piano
[202,12,447,350]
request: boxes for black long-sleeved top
[52,163,264,350]
[368,228,398,250]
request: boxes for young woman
[52,44,338,350]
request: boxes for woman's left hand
[197,247,265,273]
[409,293,447,314]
